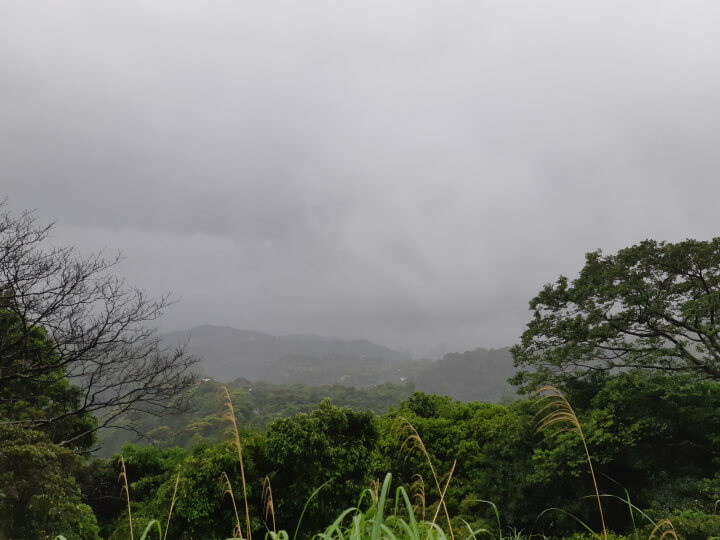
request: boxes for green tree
[376,393,541,533]
[0,425,100,540]
[263,400,378,535]
[0,201,196,537]
[0,308,96,450]
[512,239,720,391]
[376,381,720,537]
[0,308,103,539]
[162,439,262,540]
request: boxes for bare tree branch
[0,202,199,449]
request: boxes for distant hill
[163,325,517,402]
[415,347,517,402]
[163,325,412,382]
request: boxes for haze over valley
[165,324,516,402]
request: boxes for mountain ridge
[163,324,517,402]
[163,324,412,382]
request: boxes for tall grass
[648,519,678,540]
[316,473,491,540]
[222,470,244,538]
[536,385,607,540]
[163,473,180,540]
[119,455,135,540]
[116,457,179,540]
[223,385,253,540]
[263,476,277,533]
[395,417,455,538]
[410,474,426,521]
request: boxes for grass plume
[163,473,181,540]
[430,459,456,530]
[536,386,607,540]
[221,471,244,539]
[119,455,134,540]
[263,476,277,533]
[648,519,678,540]
[223,385,253,540]
[411,473,427,521]
[394,416,455,539]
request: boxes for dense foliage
[97,347,518,457]
[512,238,720,391]
[0,425,100,539]
[0,308,102,538]
[97,380,413,456]
[48,372,719,540]
[6,331,720,538]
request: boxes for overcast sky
[2,1,720,356]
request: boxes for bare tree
[0,202,199,447]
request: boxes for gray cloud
[2,1,720,356]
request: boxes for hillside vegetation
[98,344,517,456]
[97,380,414,456]
[73,373,720,539]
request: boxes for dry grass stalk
[262,476,277,533]
[221,471,244,539]
[223,385,253,540]
[536,386,607,540]
[430,459,457,529]
[370,477,381,502]
[394,416,455,539]
[648,519,678,540]
[163,473,181,540]
[118,455,134,540]
[410,473,427,521]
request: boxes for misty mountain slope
[163,325,412,382]
[415,347,517,402]
[164,326,517,402]
[262,353,428,387]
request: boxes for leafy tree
[0,308,97,450]
[155,439,263,540]
[94,444,212,539]
[376,394,540,533]
[0,308,103,539]
[512,239,720,391]
[376,380,720,537]
[562,373,720,509]
[73,457,125,539]
[263,400,378,535]
[100,436,265,540]
[0,202,197,538]
[0,425,100,539]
